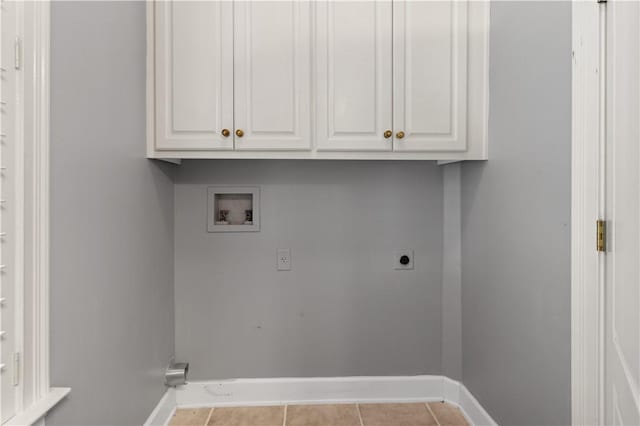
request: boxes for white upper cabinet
[392,1,468,152]
[153,1,233,151]
[315,1,393,151]
[147,0,489,160]
[234,1,312,151]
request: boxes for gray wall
[442,164,462,381]
[460,2,571,425]
[48,2,176,425]
[174,161,443,379]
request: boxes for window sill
[4,387,71,426]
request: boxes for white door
[233,1,312,151]
[154,1,234,151]
[315,0,393,151]
[604,1,640,424]
[0,0,17,420]
[392,0,468,152]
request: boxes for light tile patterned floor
[169,402,470,426]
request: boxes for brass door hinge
[597,220,607,252]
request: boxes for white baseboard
[443,377,461,403]
[449,378,498,426]
[7,387,71,426]
[176,376,446,408]
[145,376,497,426]
[144,388,176,426]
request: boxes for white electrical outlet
[394,249,414,270]
[277,248,291,271]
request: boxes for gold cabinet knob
[384,130,392,139]
[235,129,244,138]
[396,131,405,139]
[221,129,230,137]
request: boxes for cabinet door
[154,1,234,151]
[315,1,393,151]
[393,1,468,152]
[233,1,312,151]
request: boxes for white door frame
[571,1,607,425]
[2,1,69,424]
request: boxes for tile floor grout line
[425,402,442,426]
[282,404,288,426]
[203,407,215,426]
[356,403,365,426]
